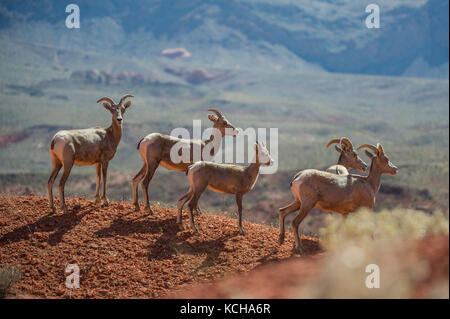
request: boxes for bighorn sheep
[325,137,367,174]
[278,143,398,254]
[47,94,134,214]
[290,137,367,184]
[177,141,273,235]
[132,108,239,214]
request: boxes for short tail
[290,171,301,187]
[137,137,144,150]
[186,164,194,175]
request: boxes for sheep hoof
[239,228,246,236]
[134,203,140,211]
[94,197,101,205]
[102,198,110,206]
[194,208,202,216]
[144,206,153,215]
[278,234,285,245]
[293,246,305,256]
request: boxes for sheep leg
[47,160,62,213]
[187,196,200,234]
[194,204,203,216]
[278,200,301,244]
[235,193,246,235]
[141,160,159,215]
[100,161,110,206]
[177,190,193,228]
[132,163,147,211]
[94,163,101,204]
[187,182,207,234]
[291,202,312,255]
[58,159,74,214]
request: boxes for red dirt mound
[0,196,319,298]
[167,235,449,299]
[166,252,326,299]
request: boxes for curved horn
[97,97,115,105]
[119,94,134,106]
[357,144,379,154]
[340,137,353,150]
[326,138,340,148]
[208,108,223,118]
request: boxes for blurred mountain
[0,0,448,77]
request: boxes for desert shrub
[298,209,450,298]
[319,208,449,249]
[0,267,21,298]
[300,239,449,298]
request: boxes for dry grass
[318,208,449,249]
[0,267,21,298]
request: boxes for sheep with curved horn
[132,108,240,214]
[325,137,367,175]
[289,137,367,184]
[47,94,134,214]
[278,142,398,254]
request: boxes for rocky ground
[0,195,319,298]
[1,195,447,299]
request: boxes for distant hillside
[0,0,448,78]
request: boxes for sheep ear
[208,114,217,122]
[377,143,384,155]
[121,100,131,114]
[365,150,375,159]
[123,100,132,109]
[102,102,113,112]
[334,145,342,153]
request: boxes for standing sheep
[132,108,239,214]
[177,141,273,235]
[47,94,133,213]
[278,143,398,254]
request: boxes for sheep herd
[47,94,398,254]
